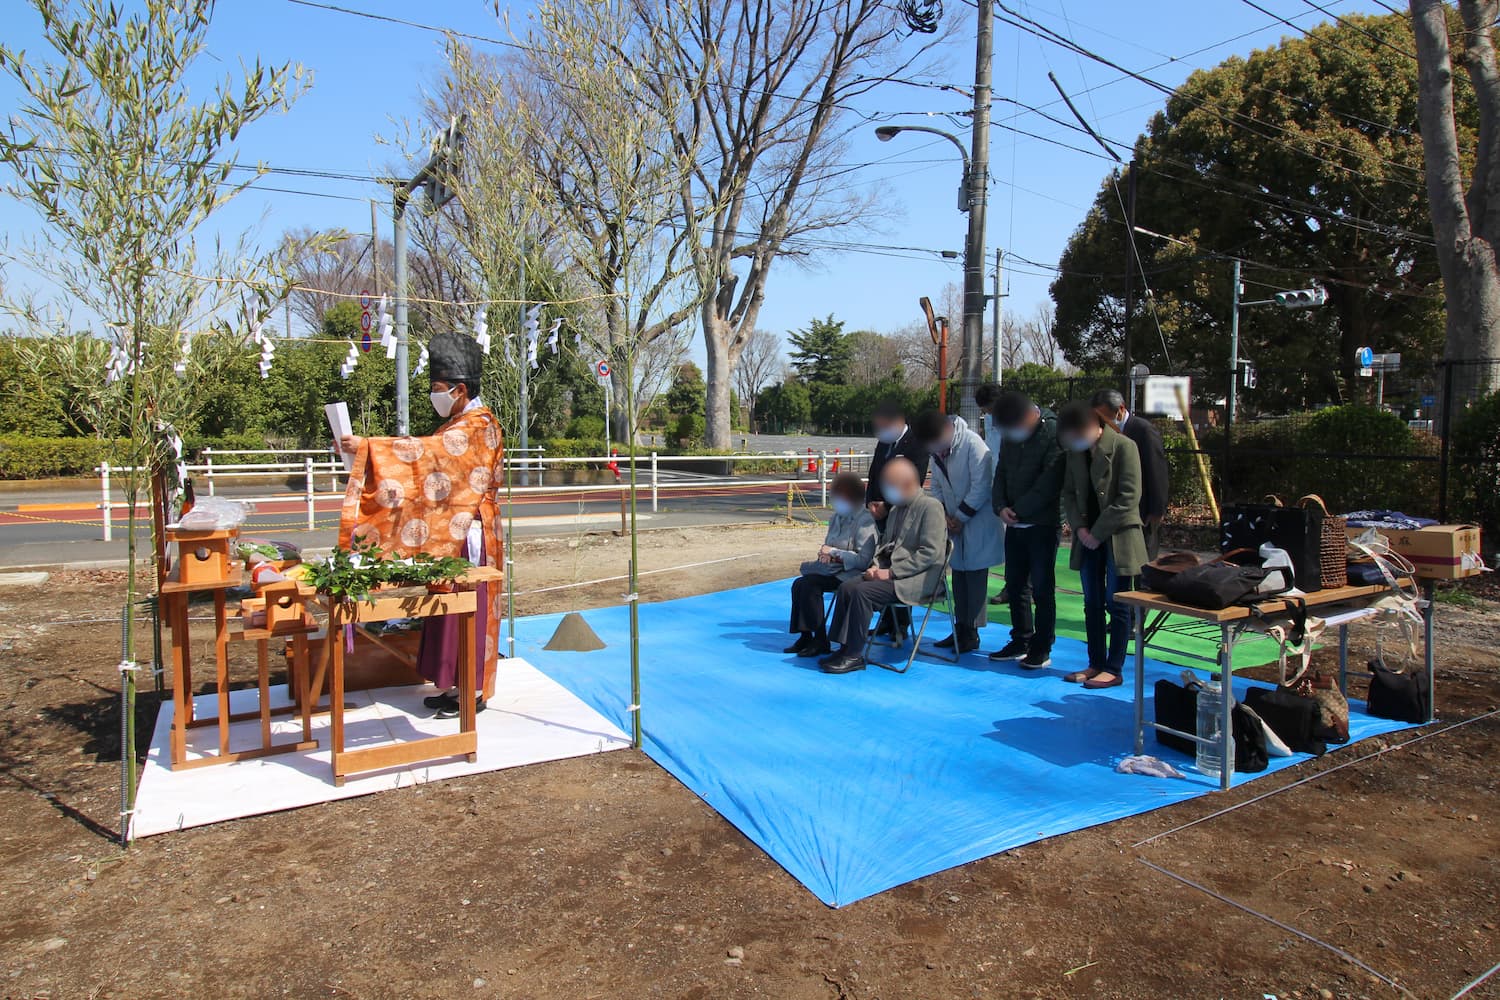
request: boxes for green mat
[965,549,1282,670]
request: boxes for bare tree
[1014,303,1064,370]
[1411,0,1500,396]
[283,227,393,332]
[847,329,904,385]
[732,327,783,425]
[634,0,939,447]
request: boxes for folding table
[1116,579,1435,791]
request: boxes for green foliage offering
[1049,12,1452,403]
[787,315,853,386]
[236,541,282,562]
[1450,390,1500,548]
[302,537,472,604]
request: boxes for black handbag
[1243,686,1326,755]
[1220,495,1324,593]
[1154,679,1268,773]
[1366,655,1431,723]
[1159,561,1268,609]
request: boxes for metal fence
[1001,358,1500,536]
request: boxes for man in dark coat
[1091,388,1169,558]
[988,391,1065,670]
[864,399,930,522]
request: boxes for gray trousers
[1143,519,1162,560]
[828,577,898,655]
[950,568,989,631]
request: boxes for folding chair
[866,541,957,673]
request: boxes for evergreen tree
[787,315,853,386]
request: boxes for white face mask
[875,425,902,445]
[1066,435,1093,453]
[430,386,460,418]
[831,497,855,517]
[1002,425,1031,443]
[881,483,911,507]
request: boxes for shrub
[0,435,126,479]
[1161,428,1215,513]
[564,415,605,440]
[674,412,705,444]
[1450,389,1500,550]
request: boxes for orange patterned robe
[338,404,505,696]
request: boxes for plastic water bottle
[1195,678,1226,780]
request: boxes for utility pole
[960,0,993,425]
[370,199,381,296]
[1122,158,1138,388]
[387,116,465,435]
[1228,258,1242,426]
[518,234,529,486]
[992,248,1004,385]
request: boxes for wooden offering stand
[162,527,317,769]
[313,565,501,786]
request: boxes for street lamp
[875,124,971,212]
[876,123,986,423]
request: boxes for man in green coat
[1056,401,1148,690]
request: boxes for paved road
[0,473,831,568]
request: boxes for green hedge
[1450,390,1500,550]
[0,434,276,479]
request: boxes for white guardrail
[95,446,870,541]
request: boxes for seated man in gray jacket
[821,457,948,674]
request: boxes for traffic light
[1274,286,1327,309]
[423,116,465,210]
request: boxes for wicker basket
[1300,494,1347,589]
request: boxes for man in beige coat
[1056,401,1148,689]
[822,458,948,674]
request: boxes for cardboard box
[1347,523,1484,580]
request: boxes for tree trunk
[1411,0,1500,401]
[703,315,734,450]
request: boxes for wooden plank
[1115,581,1400,622]
[214,589,230,756]
[333,732,479,782]
[352,623,419,668]
[168,594,189,766]
[160,562,244,594]
[170,739,319,771]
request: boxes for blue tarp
[517,579,1415,907]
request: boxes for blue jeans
[1078,543,1132,672]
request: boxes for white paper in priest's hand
[326,401,354,471]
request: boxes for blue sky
[1,0,1402,359]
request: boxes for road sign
[1142,375,1192,419]
[596,359,611,379]
[1422,394,1436,408]
[1356,346,1374,368]
[358,289,372,310]
[361,332,372,353]
[359,312,372,332]
[1372,352,1401,371]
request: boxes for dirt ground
[1,522,1497,999]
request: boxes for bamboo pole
[1174,386,1219,524]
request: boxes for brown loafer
[1082,672,1123,689]
[1063,669,1099,684]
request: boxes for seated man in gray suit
[821,457,949,674]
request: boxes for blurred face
[1000,406,1039,442]
[880,460,919,506]
[1062,422,1103,453]
[873,415,905,444]
[1094,403,1127,430]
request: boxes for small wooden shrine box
[169,527,237,586]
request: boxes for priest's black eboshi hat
[428,332,483,388]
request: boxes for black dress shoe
[798,640,831,658]
[819,652,866,674]
[955,632,981,655]
[434,697,486,720]
[784,634,815,654]
[933,633,957,650]
[423,691,458,710]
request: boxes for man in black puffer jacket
[988,391,1065,670]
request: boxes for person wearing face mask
[820,458,947,674]
[974,383,1010,609]
[1056,401,1148,689]
[336,332,505,719]
[987,390,1065,670]
[1089,388,1169,558]
[783,473,879,658]
[863,400,929,640]
[910,410,1003,655]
